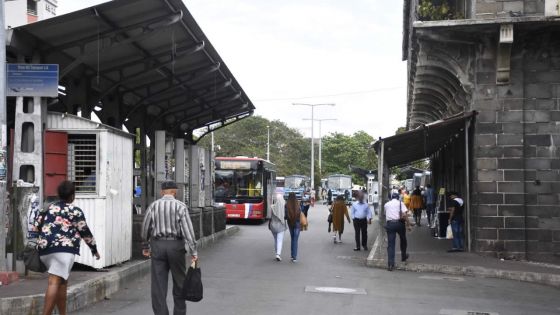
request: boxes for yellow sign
[439,188,445,195]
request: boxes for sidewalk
[0,225,240,315]
[367,220,560,289]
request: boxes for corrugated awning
[6,0,253,139]
[374,111,476,167]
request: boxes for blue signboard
[7,64,59,97]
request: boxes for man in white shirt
[384,193,409,271]
[372,191,379,215]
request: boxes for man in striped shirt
[142,181,198,315]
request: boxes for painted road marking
[419,275,465,282]
[439,309,499,315]
[305,286,367,295]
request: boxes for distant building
[395,0,560,263]
[5,0,57,28]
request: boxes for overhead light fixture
[94,106,102,112]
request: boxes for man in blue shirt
[425,184,436,226]
[351,190,373,251]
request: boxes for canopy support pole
[465,118,472,252]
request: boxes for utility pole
[303,118,337,176]
[0,0,7,271]
[266,125,270,161]
[293,103,335,189]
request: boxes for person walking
[350,191,372,251]
[402,190,411,209]
[410,186,424,226]
[447,191,465,252]
[269,193,287,261]
[424,184,436,226]
[285,192,302,262]
[372,191,379,215]
[331,195,351,243]
[141,181,198,315]
[327,188,333,205]
[33,181,100,315]
[384,193,409,271]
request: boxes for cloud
[57,0,408,138]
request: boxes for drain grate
[419,275,465,282]
[305,286,367,295]
[440,309,499,315]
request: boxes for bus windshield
[285,176,306,189]
[328,176,352,190]
[215,170,263,198]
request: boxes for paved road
[76,205,560,315]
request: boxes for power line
[254,86,405,102]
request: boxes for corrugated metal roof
[374,111,476,167]
[8,0,254,138]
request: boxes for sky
[57,0,407,139]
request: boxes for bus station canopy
[374,111,476,168]
[6,0,254,140]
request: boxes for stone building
[378,0,560,263]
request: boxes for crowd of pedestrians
[268,183,465,272]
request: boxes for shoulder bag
[23,240,47,273]
[300,212,308,231]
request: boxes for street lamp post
[266,125,270,161]
[293,103,335,189]
[303,118,337,175]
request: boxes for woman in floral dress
[33,181,100,315]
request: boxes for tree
[321,131,377,185]
[197,116,310,176]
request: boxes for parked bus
[327,174,353,205]
[283,175,310,201]
[214,157,276,221]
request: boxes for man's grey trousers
[151,240,187,315]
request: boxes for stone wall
[471,26,560,263]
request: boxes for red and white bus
[214,157,276,221]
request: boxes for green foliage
[321,131,377,185]
[418,0,462,21]
[197,116,310,176]
[197,116,378,187]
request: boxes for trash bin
[438,212,450,238]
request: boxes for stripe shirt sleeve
[179,204,198,256]
[141,204,154,249]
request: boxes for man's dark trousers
[353,218,368,249]
[386,220,407,267]
[151,240,187,315]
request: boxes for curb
[0,226,240,315]
[366,235,560,289]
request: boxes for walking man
[384,193,409,271]
[350,191,372,251]
[142,181,198,315]
[424,184,436,226]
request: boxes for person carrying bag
[269,194,287,261]
[384,193,410,271]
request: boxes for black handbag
[182,261,203,302]
[23,241,47,273]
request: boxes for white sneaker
[333,236,337,244]
[275,255,281,262]
[291,258,297,263]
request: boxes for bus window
[215,170,235,198]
